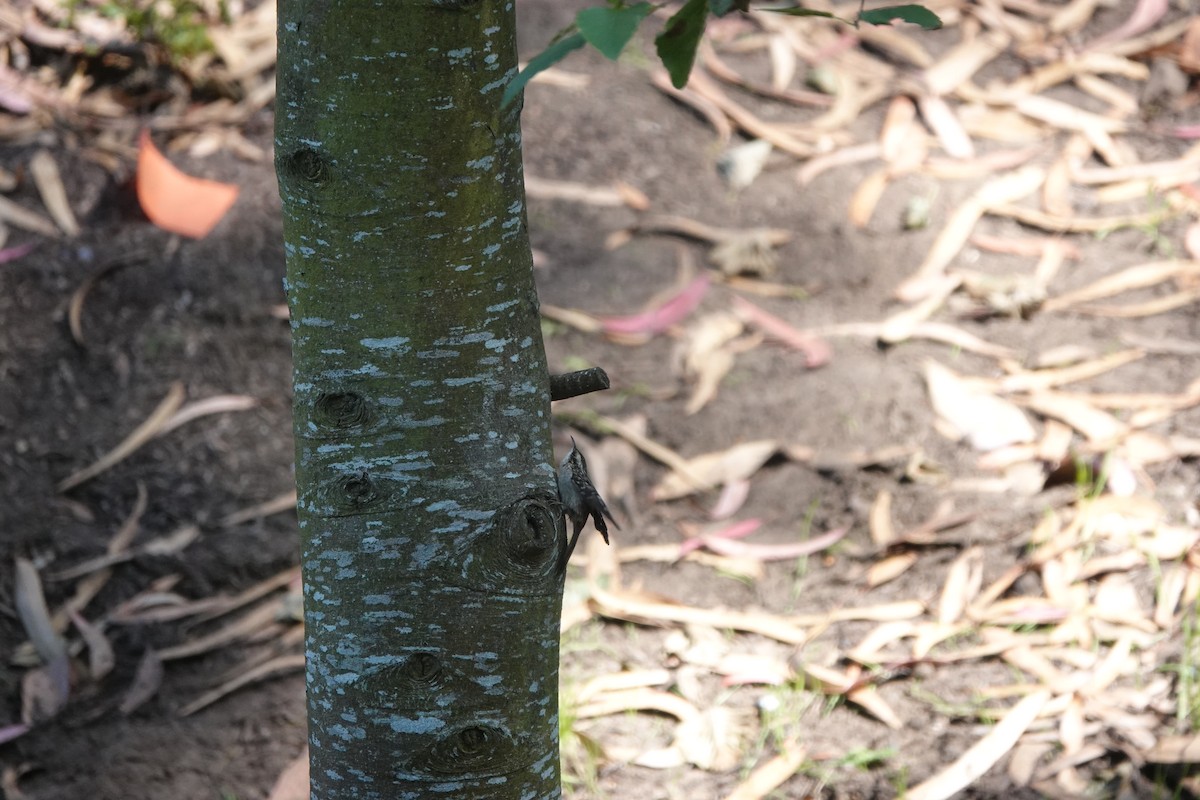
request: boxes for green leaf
[576,3,654,60]
[764,7,845,21]
[708,0,751,15]
[858,4,943,29]
[655,0,708,89]
[501,31,587,109]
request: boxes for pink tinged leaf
[0,242,35,264]
[702,525,849,561]
[1174,125,1200,139]
[601,274,710,335]
[0,87,32,114]
[986,601,1070,625]
[678,518,762,558]
[708,479,751,520]
[268,748,310,800]
[0,65,35,113]
[731,296,831,368]
[812,31,857,63]
[0,724,29,745]
[1083,0,1168,51]
[1186,222,1200,262]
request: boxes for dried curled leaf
[651,440,778,501]
[924,361,1036,451]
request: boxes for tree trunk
[275,3,563,797]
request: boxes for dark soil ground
[2,1,1199,798]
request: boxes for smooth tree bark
[276,2,564,797]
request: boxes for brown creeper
[557,437,619,565]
